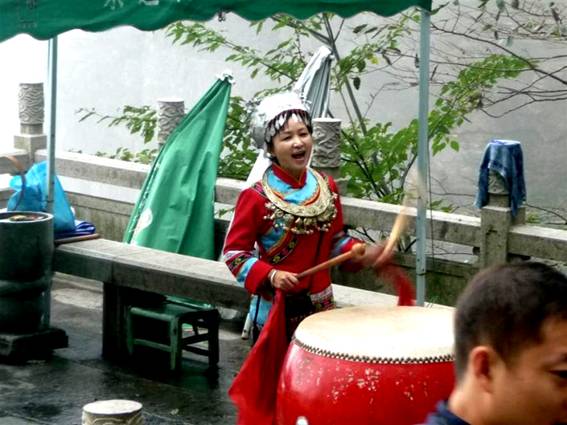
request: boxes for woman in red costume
[223,92,380,425]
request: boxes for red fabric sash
[374,249,415,307]
[378,263,415,307]
[229,291,287,425]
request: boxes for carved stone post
[311,118,344,191]
[82,399,143,424]
[14,82,47,161]
[487,170,525,225]
[157,99,185,147]
[477,140,527,267]
[479,172,512,268]
[478,171,526,267]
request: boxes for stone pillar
[311,118,341,178]
[478,171,526,268]
[14,82,47,162]
[479,206,510,268]
[486,170,525,225]
[157,99,185,147]
[82,399,143,424]
[311,118,347,193]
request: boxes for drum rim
[292,337,455,364]
[292,306,455,364]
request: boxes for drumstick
[375,166,422,267]
[297,243,366,279]
[375,208,409,266]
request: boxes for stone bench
[54,238,429,361]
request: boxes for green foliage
[429,199,457,213]
[165,15,428,203]
[168,20,304,85]
[526,211,541,224]
[78,105,157,143]
[341,121,414,202]
[218,96,257,180]
[340,53,526,202]
[338,14,414,89]
[167,21,229,52]
[81,97,257,177]
[95,146,159,164]
[429,54,526,155]
[80,13,529,209]
[335,42,382,90]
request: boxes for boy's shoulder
[421,402,470,425]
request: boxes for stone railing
[7,147,564,304]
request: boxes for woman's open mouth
[292,151,306,160]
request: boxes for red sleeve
[223,188,274,295]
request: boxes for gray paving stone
[0,275,248,425]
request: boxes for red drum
[276,306,454,425]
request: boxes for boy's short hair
[454,262,567,380]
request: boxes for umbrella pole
[46,36,58,215]
[416,9,431,306]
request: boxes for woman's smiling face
[269,118,313,180]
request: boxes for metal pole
[416,10,431,306]
[46,37,58,215]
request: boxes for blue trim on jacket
[422,401,470,425]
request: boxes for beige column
[14,82,46,163]
[311,117,347,193]
[157,98,185,147]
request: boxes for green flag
[124,75,232,260]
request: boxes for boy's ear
[469,346,500,393]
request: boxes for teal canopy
[0,0,430,42]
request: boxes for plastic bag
[8,161,76,233]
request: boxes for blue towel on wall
[475,139,526,217]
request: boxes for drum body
[276,306,455,425]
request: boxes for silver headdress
[250,92,311,149]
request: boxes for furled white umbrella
[292,45,333,118]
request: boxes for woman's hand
[355,243,385,268]
[270,270,299,292]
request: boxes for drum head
[294,306,454,363]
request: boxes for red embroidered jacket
[223,164,358,298]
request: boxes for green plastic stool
[126,301,220,371]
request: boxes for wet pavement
[0,274,250,424]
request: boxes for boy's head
[453,262,567,425]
